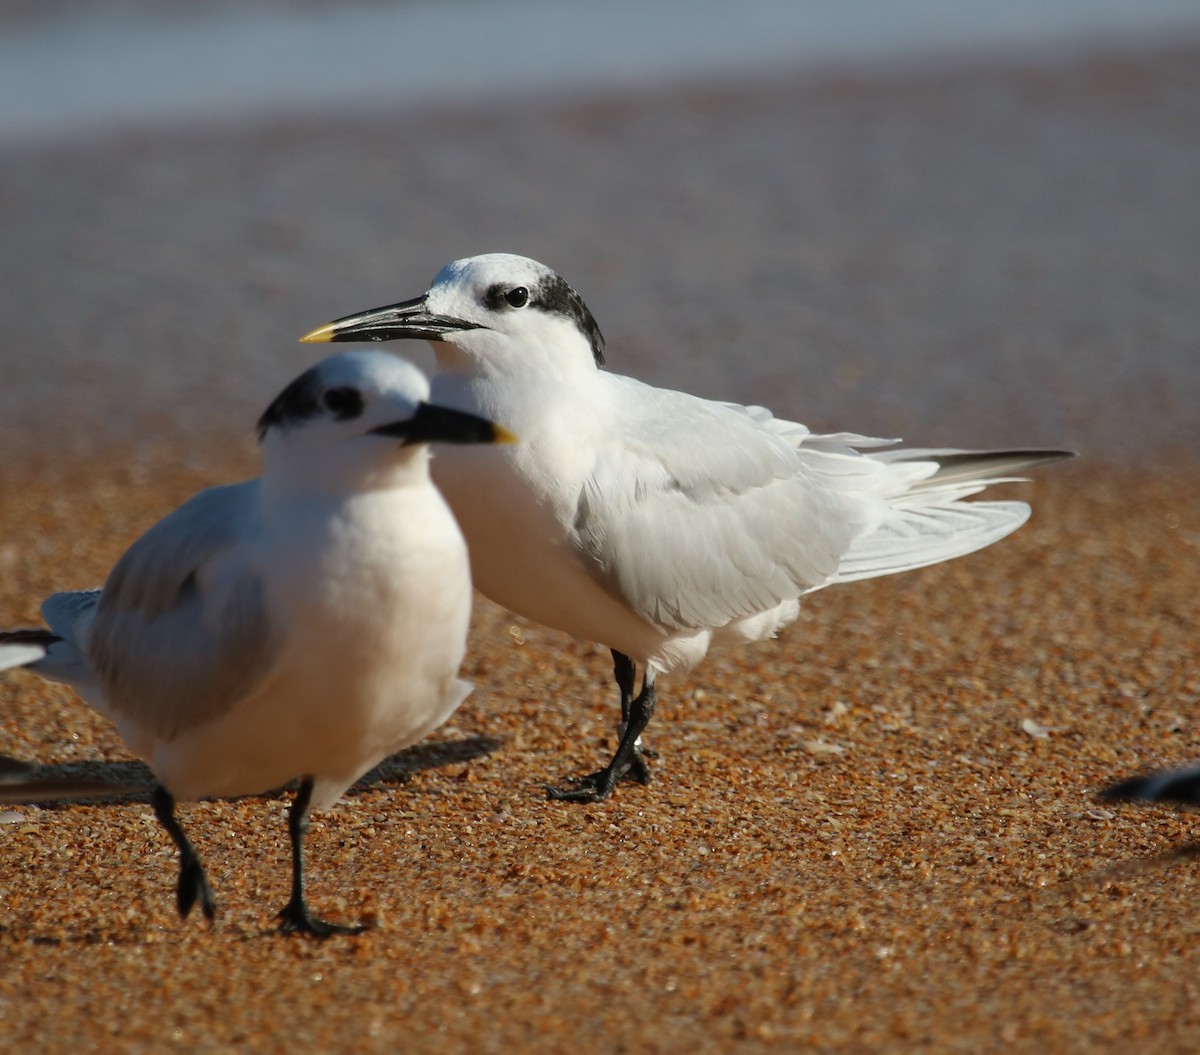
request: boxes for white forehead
[425,252,606,365]
[432,254,553,296]
[312,350,430,402]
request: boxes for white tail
[830,448,1072,585]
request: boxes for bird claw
[276,901,366,938]
[624,748,653,785]
[544,770,618,803]
[177,859,216,922]
[544,746,654,803]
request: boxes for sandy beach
[1,39,1199,1054]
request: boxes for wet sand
[2,45,1199,1054]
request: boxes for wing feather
[572,379,1066,630]
[575,378,871,632]
[88,481,276,738]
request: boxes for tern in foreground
[303,253,1072,804]
[0,350,513,935]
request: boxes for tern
[302,253,1071,803]
[0,350,513,934]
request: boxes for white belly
[432,443,707,672]
[145,489,474,809]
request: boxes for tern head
[300,254,606,372]
[258,351,514,486]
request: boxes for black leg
[612,649,655,784]
[613,649,637,725]
[546,662,657,803]
[151,784,215,923]
[276,777,365,937]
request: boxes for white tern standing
[0,350,514,934]
[302,254,1071,803]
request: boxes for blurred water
[1,3,1197,467]
[3,0,1200,142]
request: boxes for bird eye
[322,386,364,420]
[505,286,529,309]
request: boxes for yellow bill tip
[492,424,519,445]
[299,322,336,344]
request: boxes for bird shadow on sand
[0,735,503,807]
[351,735,502,795]
[1029,835,1200,935]
[0,737,504,947]
[1088,839,1200,880]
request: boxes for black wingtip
[0,628,60,648]
[1097,776,1151,802]
[928,448,1077,473]
[1100,767,1200,806]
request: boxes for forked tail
[830,448,1073,585]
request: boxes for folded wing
[575,377,1071,630]
[574,380,878,632]
[88,481,277,738]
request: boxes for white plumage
[303,253,1071,802]
[0,350,511,933]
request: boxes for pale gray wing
[826,447,1073,585]
[22,589,105,694]
[574,377,871,632]
[88,480,276,738]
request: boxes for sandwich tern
[0,350,513,934]
[302,253,1071,803]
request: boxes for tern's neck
[261,444,430,500]
[432,334,600,389]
